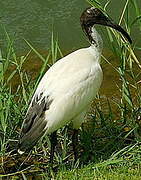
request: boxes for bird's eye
[87,7,95,14]
[87,9,91,14]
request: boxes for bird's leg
[50,131,57,164]
[72,129,79,162]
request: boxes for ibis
[18,7,132,162]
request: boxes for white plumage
[33,46,103,134]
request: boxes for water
[0,0,140,98]
[0,0,140,53]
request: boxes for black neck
[81,23,96,45]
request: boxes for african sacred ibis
[18,7,132,162]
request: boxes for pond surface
[0,0,140,53]
[0,0,141,100]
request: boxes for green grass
[0,0,141,179]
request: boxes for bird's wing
[18,68,89,153]
[18,94,53,153]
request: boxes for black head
[80,7,132,44]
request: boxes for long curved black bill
[105,21,132,44]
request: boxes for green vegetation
[0,0,141,179]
